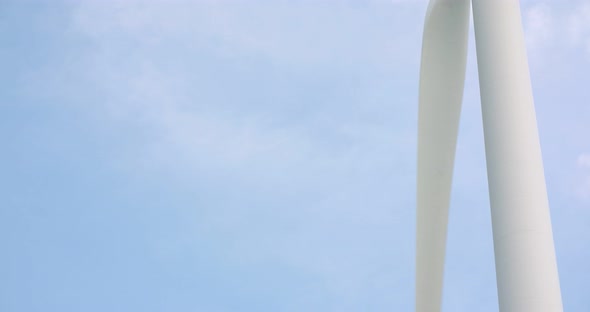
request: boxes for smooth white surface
[472,1,563,311]
[416,1,470,311]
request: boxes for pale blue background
[1,0,589,311]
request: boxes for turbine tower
[416,1,563,311]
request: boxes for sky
[0,0,589,311]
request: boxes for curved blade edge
[416,1,471,311]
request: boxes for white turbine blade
[416,1,470,311]
[472,1,563,311]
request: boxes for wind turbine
[416,1,563,312]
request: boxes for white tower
[416,1,563,312]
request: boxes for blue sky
[1,0,589,311]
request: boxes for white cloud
[524,3,554,50]
[47,4,424,305]
[567,3,590,42]
[567,3,590,57]
[575,176,590,202]
[575,153,590,202]
[578,153,590,169]
[31,0,422,199]
[71,0,425,70]
[520,1,590,61]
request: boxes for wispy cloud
[53,0,424,184]
[72,0,424,70]
[567,3,590,57]
[8,1,588,310]
[523,3,554,50]
[522,1,590,61]
[38,3,424,308]
[578,153,590,169]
